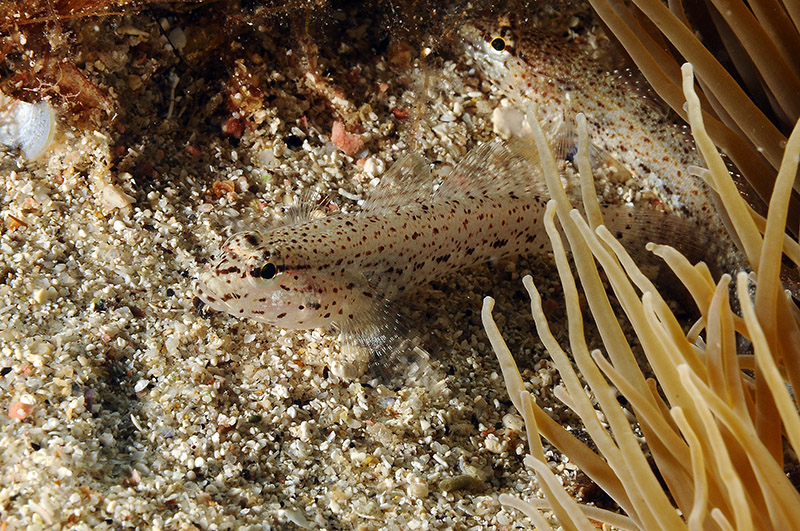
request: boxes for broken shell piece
[100,183,134,212]
[0,95,56,160]
[492,106,526,138]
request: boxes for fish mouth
[194,264,289,324]
[194,261,253,314]
[194,273,234,315]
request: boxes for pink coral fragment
[331,121,364,156]
[9,401,33,420]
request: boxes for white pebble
[257,148,277,168]
[164,336,179,356]
[281,509,310,529]
[492,106,526,138]
[484,435,507,454]
[502,413,525,431]
[168,27,187,50]
[406,478,429,499]
[496,511,512,525]
[100,184,134,212]
[349,449,367,463]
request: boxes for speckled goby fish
[459,15,730,226]
[196,135,729,379]
[198,141,553,329]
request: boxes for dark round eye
[490,37,506,52]
[256,262,277,279]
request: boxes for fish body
[460,17,715,220]
[197,141,552,331]
[199,185,547,329]
[198,135,724,337]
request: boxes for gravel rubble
[0,3,653,529]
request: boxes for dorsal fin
[434,137,546,200]
[361,125,628,212]
[361,153,434,213]
[279,190,330,227]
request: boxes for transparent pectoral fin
[335,298,438,388]
[435,137,545,200]
[552,116,633,179]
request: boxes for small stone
[484,434,507,454]
[406,478,428,499]
[331,121,364,156]
[8,401,34,420]
[221,117,245,139]
[100,183,134,212]
[168,27,187,50]
[33,286,58,303]
[502,413,525,431]
[492,106,526,138]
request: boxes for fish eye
[490,37,506,52]
[254,262,278,279]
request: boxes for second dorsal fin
[361,123,623,214]
[360,153,435,213]
[434,137,546,200]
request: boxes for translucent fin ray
[361,153,434,213]
[435,137,546,200]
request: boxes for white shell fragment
[99,182,134,212]
[491,105,526,138]
[0,94,56,160]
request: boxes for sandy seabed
[0,2,642,529]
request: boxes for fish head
[460,15,519,72]
[196,230,330,329]
[460,14,569,109]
